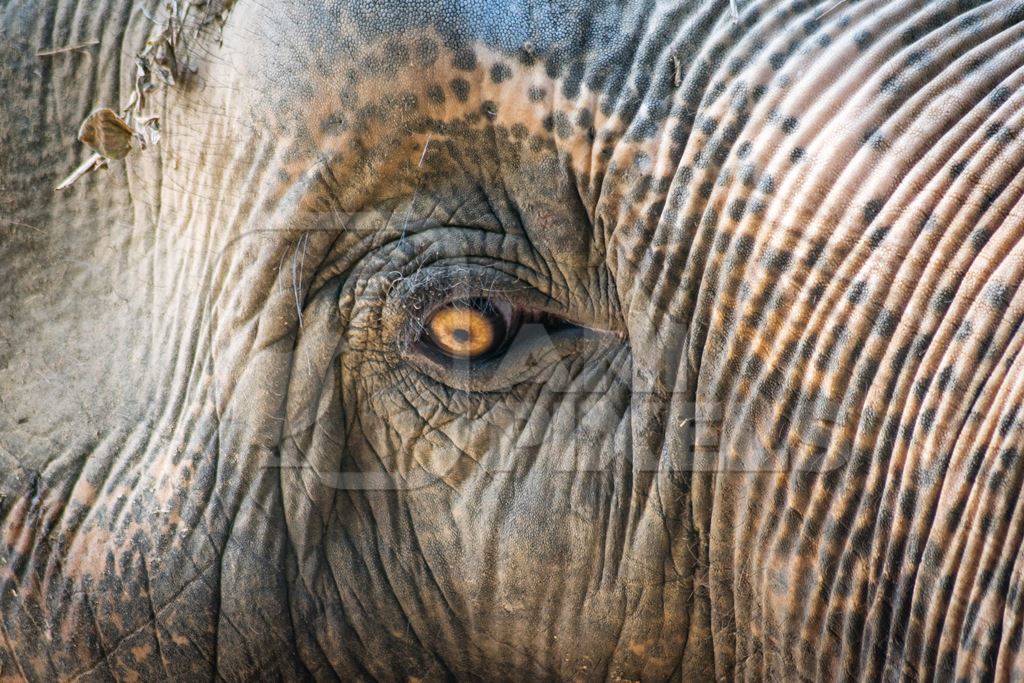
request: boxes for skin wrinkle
[827,53,1019,655]
[67,558,221,679]
[880,113,1024,667]
[960,347,1024,668]
[937,349,1024,670]
[753,5,1015,663]
[939,291,1024,643]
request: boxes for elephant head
[3,0,1024,678]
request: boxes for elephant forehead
[228,0,644,99]
[204,0,691,211]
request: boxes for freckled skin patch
[5,0,1024,680]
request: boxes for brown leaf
[77,108,135,160]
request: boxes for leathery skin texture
[3,0,1024,678]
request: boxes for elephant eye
[424,298,513,360]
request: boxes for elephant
[3,0,1024,678]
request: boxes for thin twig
[400,135,432,241]
[292,232,308,329]
[139,5,160,24]
[417,135,432,168]
[37,40,99,57]
[818,0,852,20]
[55,153,106,191]
[671,54,683,88]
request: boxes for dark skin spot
[991,85,1012,108]
[971,227,992,252]
[854,30,873,49]
[426,85,445,104]
[848,281,867,304]
[452,48,477,71]
[868,226,889,248]
[880,75,901,94]
[576,108,593,129]
[518,44,536,66]
[480,100,498,118]
[450,78,470,102]
[544,54,562,79]
[739,164,757,187]
[937,365,956,390]
[875,310,899,337]
[415,37,439,67]
[863,199,883,223]
[987,283,1014,311]
[728,198,747,221]
[933,287,955,312]
[905,49,927,66]
[554,111,571,138]
[765,248,791,272]
[735,233,755,257]
[999,405,1019,437]
[977,334,995,361]
[490,62,512,83]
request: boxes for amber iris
[426,303,503,359]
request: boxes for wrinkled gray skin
[3,0,1024,679]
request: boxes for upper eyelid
[396,252,570,300]
[394,267,536,318]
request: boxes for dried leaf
[78,108,135,160]
[134,115,161,149]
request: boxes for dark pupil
[452,328,471,343]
